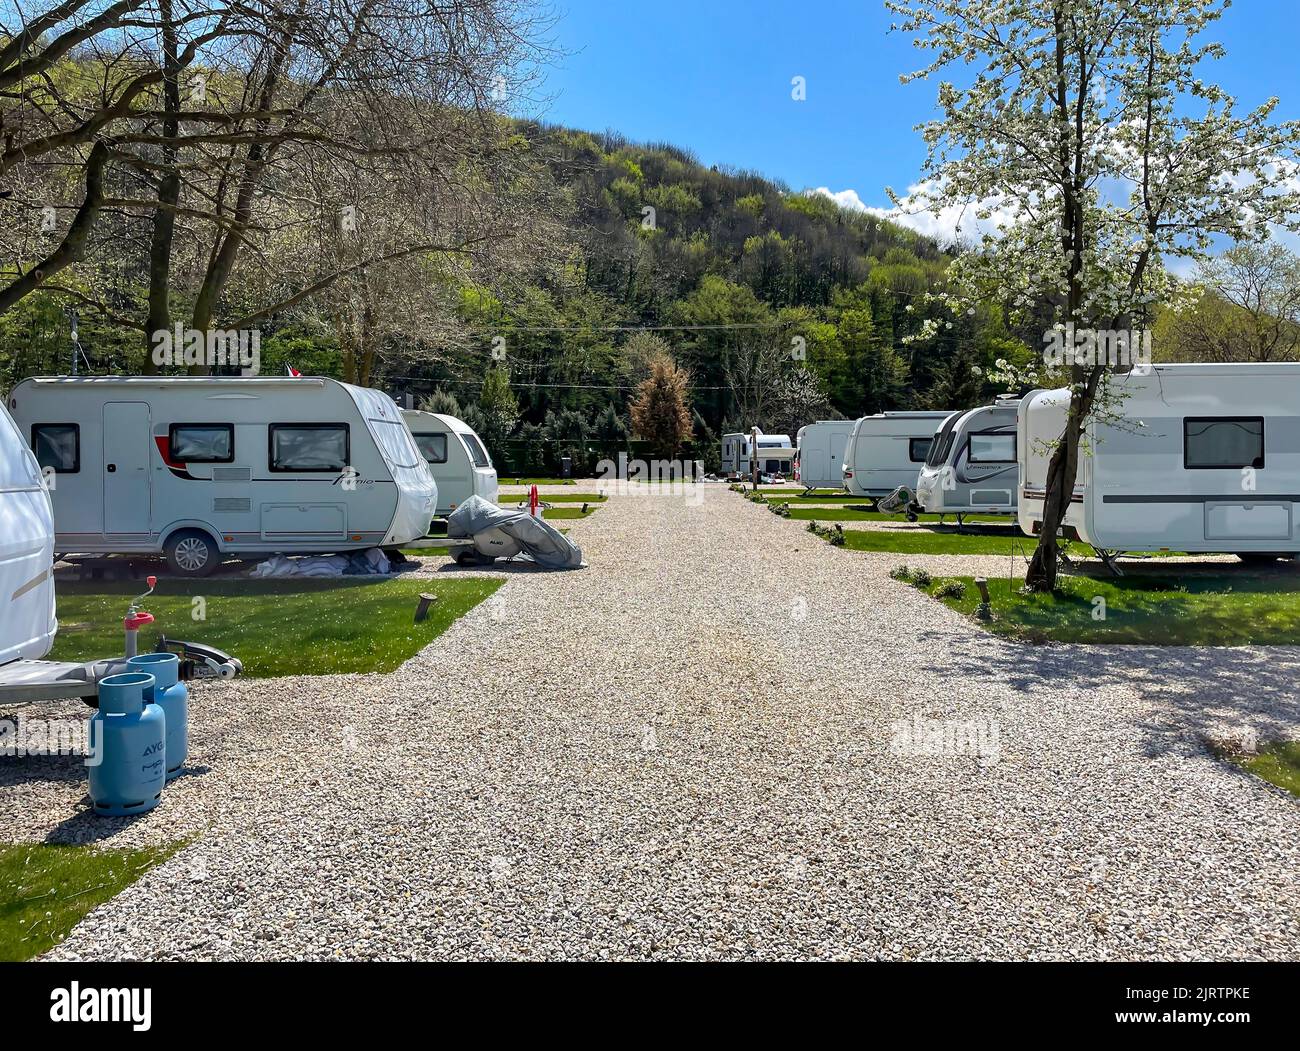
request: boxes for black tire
[165,529,219,577]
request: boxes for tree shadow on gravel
[918,628,1300,758]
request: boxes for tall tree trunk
[1026,7,1088,592]
[143,0,180,374]
[189,24,293,372]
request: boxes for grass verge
[505,493,606,504]
[1239,741,1300,796]
[783,505,1008,525]
[835,524,1035,556]
[541,506,597,520]
[50,577,503,677]
[0,842,180,961]
[903,571,1300,646]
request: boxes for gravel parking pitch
[6,482,1297,960]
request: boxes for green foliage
[478,367,520,459]
[420,387,464,418]
[934,579,967,599]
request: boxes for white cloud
[810,182,1021,246]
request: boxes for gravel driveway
[6,482,1297,960]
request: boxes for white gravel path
[5,482,1297,960]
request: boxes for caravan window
[460,432,491,468]
[909,437,932,463]
[925,415,959,467]
[415,433,448,464]
[31,423,79,473]
[968,431,1016,463]
[170,424,233,463]
[1184,417,1264,469]
[269,424,349,472]
[369,419,421,469]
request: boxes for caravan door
[103,402,152,534]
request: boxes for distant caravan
[720,429,795,480]
[1019,363,1300,562]
[842,411,953,503]
[913,399,1020,520]
[794,420,855,493]
[402,410,499,516]
[8,376,438,576]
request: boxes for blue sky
[535,0,1300,236]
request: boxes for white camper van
[0,400,56,666]
[914,400,1020,518]
[841,411,952,500]
[1019,364,1300,559]
[795,420,855,492]
[720,430,794,480]
[8,376,438,576]
[402,410,499,515]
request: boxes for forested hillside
[0,119,1035,470]
[377,123,1036,446]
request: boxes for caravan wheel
[165,530,218,577]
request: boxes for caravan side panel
[0,404,56,664]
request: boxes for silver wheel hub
[175,537,209,571]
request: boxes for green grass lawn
[1,842,180,961]
[912,572,1300,645]
[783,505,1009,525]
[831,524,1036,556]
[1240,741,1300,796]
[541,506,597,520]
[498,492,606,504]
[50,576,503,677]
[756,491,864,502]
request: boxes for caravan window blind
[909,437,932,463]
[31,424,79,473]
[170,424,234,463]
[1184,417,1264,469]
[269,424,349,472]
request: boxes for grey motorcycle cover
[446,495,585,569]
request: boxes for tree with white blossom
[887,0,1300,590]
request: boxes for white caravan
[914,399,1020,517]
[1019,363,1300,559]
[795,420,855,492]
[720,429,794,479]
[402,409,499,515]
[8,376,437,576]
[0,399,56,666]
[721,432,747,477]
[841,411,952,500]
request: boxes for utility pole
[750,425,759,490]
[68,309,79,376]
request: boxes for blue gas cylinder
[127,652,188,781]
[88,672,166,816]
